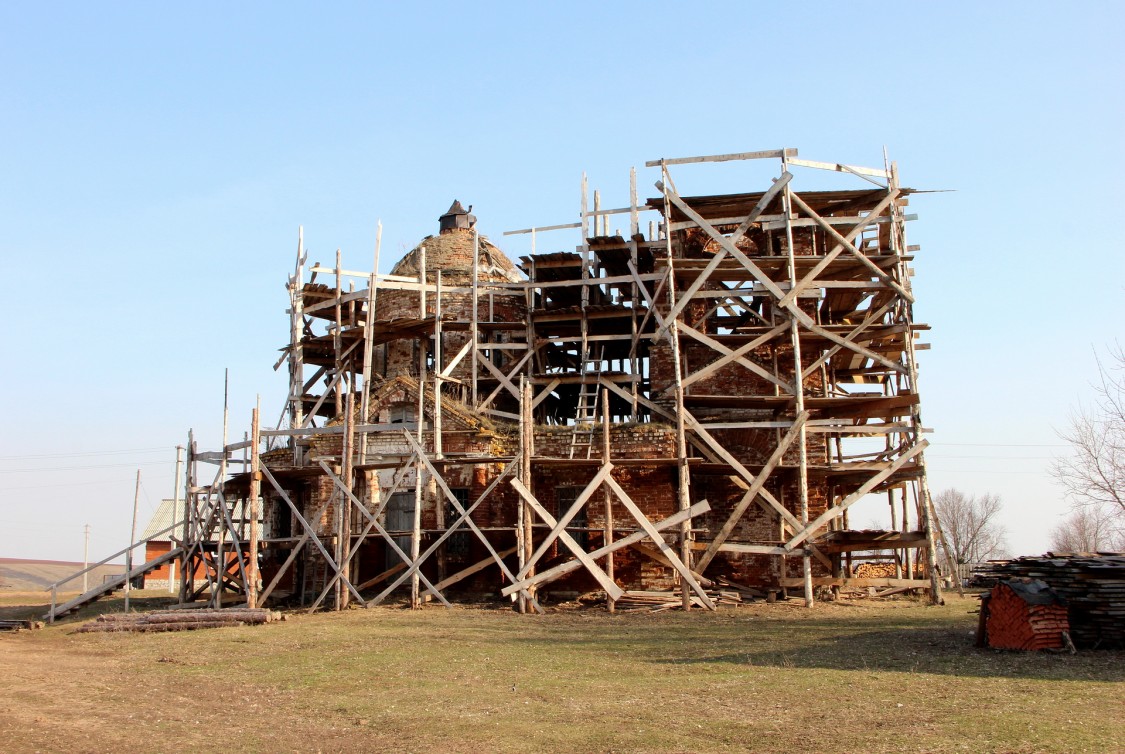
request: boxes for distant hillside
[0,558,125,591]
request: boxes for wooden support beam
[785,441,929,551]
[695,412,809,572]
[399,433,544,612]
[510,477,624,601]
[501,500,711,597]
[602,475,715,610]
[260,465,366,605]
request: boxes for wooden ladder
[569,344,602,459]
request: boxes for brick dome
[390,228,521,285]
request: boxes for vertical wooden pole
[520,378,535,612]
[82,524,90,593]
[516,378,528,614]
[890,489,902,579]
[125,469,141,612]
[602,388,615,613]
[660,161,693,611]
[334,249,344,418]
[339,390,355,609]
[434,270,445,583]
[247,400,261,608]
[360,221,382,465]
[179,433,194,602]
[290,228,306,465]
[781,153,814,608]
[216,370,230,608]
[471,231,479,408]
[411,247,427,609]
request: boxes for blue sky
[1,2,1122,563]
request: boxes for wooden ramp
[44,547,184,622]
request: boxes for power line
[0,446,171,461]
[929,442,1068,448]
[0,479,141,492]
[0,461,174,474]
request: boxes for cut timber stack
[976,553,1125,649]
[853,562,924,579]
[0,619,43,632]
[982,579,1069,651]
[76,609,282,634]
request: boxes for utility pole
[82,524,90,592]
[171,445,184,594]
[124,469,141,612]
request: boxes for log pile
[982,579,1069,651]
[0,619,43,632]
[76,609,283,633]
[975,553,1125,649]
[853,562,924,579]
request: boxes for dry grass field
[0,559,124,592]
[1,591,1121,754]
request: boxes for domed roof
[390,214,521,284]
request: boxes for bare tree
[1052,343,1125,515]
[933,489,1008,564]
[1050,506,1124,552]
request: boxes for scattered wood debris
[616,588,745,612]
[76,609,283,634]
[0,619,43,632]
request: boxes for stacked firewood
[77,608,283,633]
[853,562,924,579]
[983,580,1069,651]
[976,554,1125,649]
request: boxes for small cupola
[438,200,476,233]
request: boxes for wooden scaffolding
[171,147,948,613]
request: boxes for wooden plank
[679,322,791,391]
[601,475,715,610]
[515,464,615,579]
[690,541,787,555]
[510,477,624,601]
[695,412,809,571]
[785,157,889,179]
[645,149,796,167]
[785,441,929,551]
[430,546,519,592]
[500,500,711,597]
[778,576,932,588]
[680,412,803,532]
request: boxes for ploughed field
[0,591,1121,754]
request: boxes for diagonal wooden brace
[602,475,715,610]
[515,463,615,580]
[317,460,450,607]
[659,172,793,335]
[785,440,929,551]
[260,465,366,605]
[695,411,809,572]
[373,460,519,604]
[502,500,711,597]
[401,432,544,613]
[510,477,624,601]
